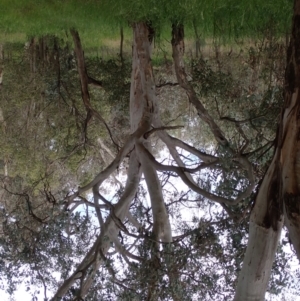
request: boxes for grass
[0,0,293,51]
[0,0,128,48]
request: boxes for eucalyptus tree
[49,21,292,301]
[234,0,300,299]
[0,1,297,300]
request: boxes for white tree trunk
[52,22,169,300]
[235,1,300,299]
[281,0,300,259]
[234,151,283,300]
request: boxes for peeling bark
[234,150,283,300]
[130,23,155,132]
[130,22,172,243]
[234,222,282,301]
[235,1,300,299]
[281,0,300,260]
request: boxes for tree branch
[144,125,184,139]
[171,23,229,148]
[70,28,119,150]
[52,153,141,300]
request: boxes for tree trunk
[234,0,300,299]
[234,150,283,300]
[130,22,171,244]
[120,26,124,64]
[52,22,170,300]
[131,22,182,300]
[0,44,3,60]
[282,0,300,260]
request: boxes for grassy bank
[0,0,293,49]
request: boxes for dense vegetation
[0,1,299,301]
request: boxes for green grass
[0,0,129,48]
[0,0,293,49]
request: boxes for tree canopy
[0,1,300,301]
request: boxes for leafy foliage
[0,5,299,300]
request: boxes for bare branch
[144,125,184,139]
[113,237,144,262]
[163,134,217,162]
[68,196,108,213]
[156,81,179,88]
[139,142,254,206]
[220,114,267,124]
[52,153,141,300]
[65,123,149,202]
[141,144,218,174]
[171,23,229,147]
[70,28,119,150]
